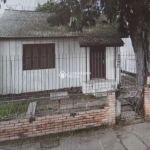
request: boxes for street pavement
[1,122,150,150]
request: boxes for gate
[119,53,143,121]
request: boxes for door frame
[90,46,106,80]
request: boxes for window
[23,44,55,70]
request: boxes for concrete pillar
[107,92,116,124]
[116,99,121,118]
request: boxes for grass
[0,101,29,121]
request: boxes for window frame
[23,43,55,71]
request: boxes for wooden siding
[0,38,119,94]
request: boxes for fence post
[144,88,150,120]
[107,92,116,124]
[118,54,121,84]
[10,58,13,99]
[144,87,150,120]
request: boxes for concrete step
[82,80,118,94]
[93,92,107,97]
[93,87,116,93]
[92,85,116,89]
[122,106,133,111]
[121,111,137,120]
[50,92,69,100]
[26,102,37,118]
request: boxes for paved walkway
[1,122,150,150]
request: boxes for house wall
[85,47,120,82]
[0,38,119,95]
[106,47,120,82]
[0,1,6,15]
[120,38,136,74]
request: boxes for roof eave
[80,43,124,47]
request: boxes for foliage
[36,0,58,13]
[82,23,119,36]
[0,101,29,121]
[100,0,150,37]
[37,0,150,36]
[36,0,71,26]
[36,0,100,31]
[98,0,150,113]
[100,0,150,87]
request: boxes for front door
[90,46,106,79]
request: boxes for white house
[0,0,48,15]
[0,1,6,15]
[0,10,124,95]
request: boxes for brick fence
[144,88,150,120]
[0,92,116,142]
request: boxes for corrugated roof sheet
[0,10,124,46]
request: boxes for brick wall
[144,88,150,120]
[0,92,116,142]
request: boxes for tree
[36,0,58,13]
[100,0,150,88]
[97,0,150,114]
[36,0,100,31]
[37,0,71,26]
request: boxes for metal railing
[0,52,120,99]
[0,93,107,121]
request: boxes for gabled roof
[0,9,124,46]
[0,9,77,38]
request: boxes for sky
[5,0,48,8]
[0,0,48,14]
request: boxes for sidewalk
[1,122,150,150]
